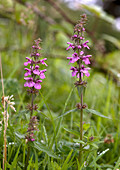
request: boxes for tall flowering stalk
[24,38,47,169]
[66,14,92,164]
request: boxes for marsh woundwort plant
[66,14,92,165]
[24,38,47,169]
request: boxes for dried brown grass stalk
[0,55,6,170]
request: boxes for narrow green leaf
[61,149,73,170]
[27,155,33,170]
[89,143,98,149]
[73,139,85,145]
[15,132,25,139]
[31,142,60,159]
[51,87,75,148]
[102,34,120,49]
[37,110,50,119]
[34,149,38,170]
[10,145,21,169]
[56,108,77,119]
[113,157,120,170]
[82,4,114,24]
[63,128,79,137]
[95,148,109,161]
[85,109,111,119]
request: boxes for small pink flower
[40,69,47,79]
[82,40,90,49]
[66,42,75,50]
[82,55,91,65]
[77,45,81,49]
[24,77,35,87]
[34,80,42,89]
[67,53,79,64]
[39,58,48,66]
[24,57,32,66]
[80,65,91,77]
[33,65,40,75]
[24,68,31,76]
[70,67,78,77]
[73,34,77,38]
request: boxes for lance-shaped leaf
[85,109,111,119]
[30,141,60,159]
[56,108,77,119]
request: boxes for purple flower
[80,65,91,77]
[82,55,91,65]
[32,45,41,50]
[24,57,32,66]
[24,68,31,76]
[77,45,82,49]
[34,80,42,89]
[33,65,40,75]
[24,77,35,87]
[31,138,35,141]
[66,42,75,50]
[31,52,40,57]
[72,53,80,62]
[82,40,90,49]
[82,58,90,65]
[67,53,79,64]
[70,67,78,77]
[83,28,85,31]
[40,69,47,79]
[73,34,77,38]
[80,37,84,40]
[39,58,48,66]
[80,51,84,55]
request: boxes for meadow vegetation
[0,0,120,169]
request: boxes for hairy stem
[30,92,34,119]
[24,145,30,170]
[79,93,83,165]
[24,92,34,169]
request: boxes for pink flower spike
[31,138,35,141]
[33,65,40,75]
[34,80,42,89]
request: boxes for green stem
[79,92,83,165]
[24,92,34,169]
[24,145,30,170]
